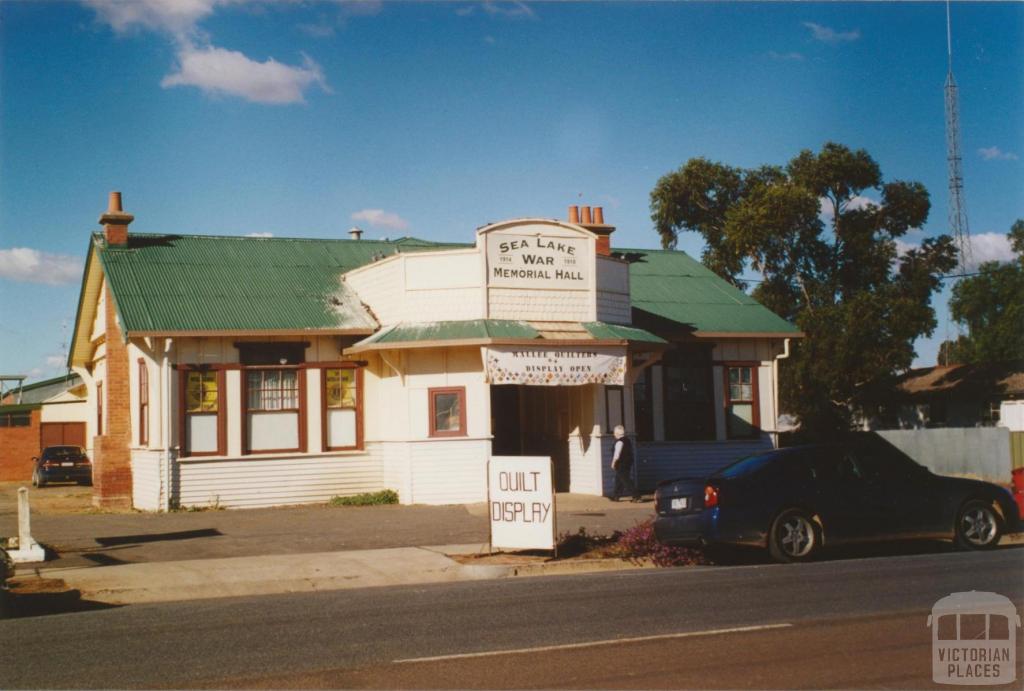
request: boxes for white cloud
[297,21,337,38]
[85,1,330,105]
[84,0,228,39]
[482,2,535,19]
[803,21,860,44]
[297,1,383,38]
[0,248,83,285]
[819,194,880,219]
[45,355,67,368]
[895,232,1018,272]
[978,146,1018,161]
[161,44,329,104]
[351,209,409,231]
[483,35,497,45]
[458,2,536,19]
[768,51,804,61]
[246,232,274,238]
[894,239,916,258]
[967,232,1017,268]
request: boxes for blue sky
[1,1,1022,380]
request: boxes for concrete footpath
[1,485,656,607]
[13,543,654,606]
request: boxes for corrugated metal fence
[1011,431,1024,470]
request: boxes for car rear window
[714,452,779,479]
[43,447,86,460]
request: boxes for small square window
[429,387,466,437]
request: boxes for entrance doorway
[490,385,595,492]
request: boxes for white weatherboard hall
[70,195,800,510]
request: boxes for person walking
[611,424,641,502]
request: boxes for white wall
[131,449,167,511]
[345,250,485,326]
[595,255,630,325]
[177,450,384,509]
[39,400,88,424]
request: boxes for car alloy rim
[961,506,997,546]
[780,515,814,557]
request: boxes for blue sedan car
[31,446,92,488]
[654,441,1020,562]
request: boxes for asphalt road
[2,546,1022,689]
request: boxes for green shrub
[329,489,399,506]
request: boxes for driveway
[0,483,654,570]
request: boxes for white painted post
[9,486,45,563]
[17,487,30,548]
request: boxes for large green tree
[940,220,1024,364]
[651,142,957,435]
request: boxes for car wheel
[32,470,45,488]
[769,509,819,563]
[955,500,1002,550]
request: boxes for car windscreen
[43,447,85,460]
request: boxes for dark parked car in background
[32,446,92,488]
[654,438,1021,562]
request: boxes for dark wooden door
[40,422,86,449]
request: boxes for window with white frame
[725,365,759,439]
[245,368,302,453]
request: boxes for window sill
[178,449,368,463]
[636,438,766,445]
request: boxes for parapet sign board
[488,456,557,551]
[486,233,590,290]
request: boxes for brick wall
[0,409,41,482]
[91,283,133,509]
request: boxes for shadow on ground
[705,536,1024,565]
[6,577,121,618]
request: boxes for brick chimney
[569,205,615,256]
[99,191,133,247]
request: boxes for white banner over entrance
[484,346,626,386]
[489,456,556,551]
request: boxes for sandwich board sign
[488,456,557,551]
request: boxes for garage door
[40,422,86,449]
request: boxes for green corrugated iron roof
[357,320,540,347]
[97,233,466,333]
[621,248,800,335]
[583,322,667,344]
[94,231,796,337]
[0,403,41,414]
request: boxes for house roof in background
[89,232,798,339]
[895,360,1024,398]
[0,373,82,405]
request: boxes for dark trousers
[613,465,639,500]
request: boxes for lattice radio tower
[945,0,972,275]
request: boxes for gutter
[772,338,792,446]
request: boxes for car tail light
[704,484,719,508]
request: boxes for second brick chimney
[569,204,615,256]
[99,191,133,247]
